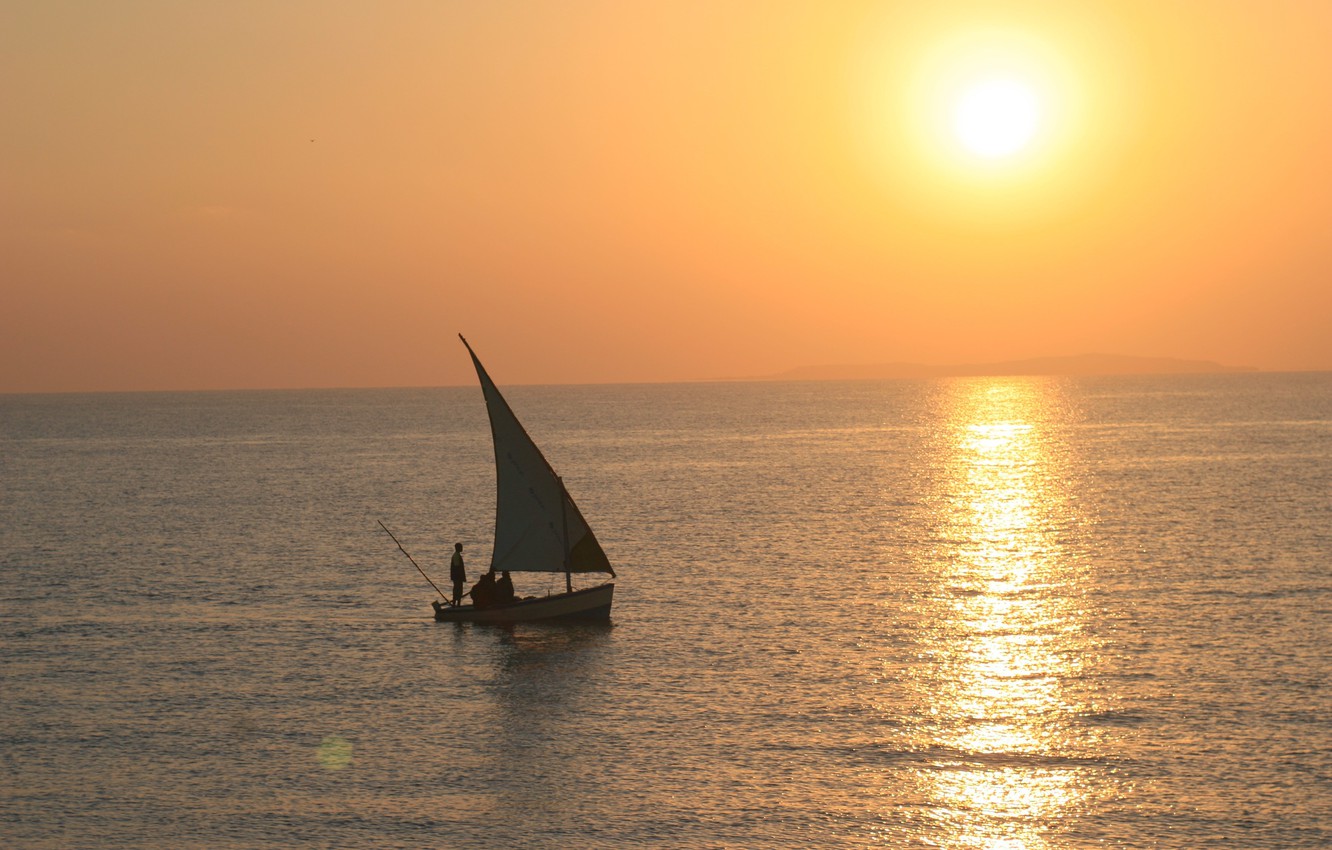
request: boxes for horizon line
[6,357,1329,398]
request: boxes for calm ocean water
[2,373,1329,848]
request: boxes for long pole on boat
[378,521,449,601]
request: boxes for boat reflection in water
[905,378,1108,849]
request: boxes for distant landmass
[751,354,1256,382]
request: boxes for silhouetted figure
[449,542,466,606]
[495,571,515,605]
[469,571,497,608]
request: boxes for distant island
[750,354,1256,382]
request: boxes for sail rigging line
[378,520,450,602]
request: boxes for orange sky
[3,1,1331,392]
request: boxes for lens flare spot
[317,735,353,770]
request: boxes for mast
[560,475,572,593]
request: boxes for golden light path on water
[912,379,1097,848]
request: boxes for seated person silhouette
[494,571,516,605]
[468,571,497,608]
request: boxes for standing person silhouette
[449,542,466,606]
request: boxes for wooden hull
[433,583,614,624]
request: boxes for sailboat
[429,335,616,623]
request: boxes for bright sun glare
[873,23,1083,184]
[953,77,1041,158]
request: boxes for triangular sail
[461,336,614,576]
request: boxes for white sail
[462,337,615,576]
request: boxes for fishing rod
[378,520,451,603]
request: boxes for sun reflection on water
[910,379,1096,849]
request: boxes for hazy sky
[4,1,1331,392]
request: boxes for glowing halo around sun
[859,22,1091,188]
[914,35,1064,173]
[851,14,1128,224]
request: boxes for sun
[865,23,1079,179]
[952,77,1042,159]
[853,17,1123,221]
